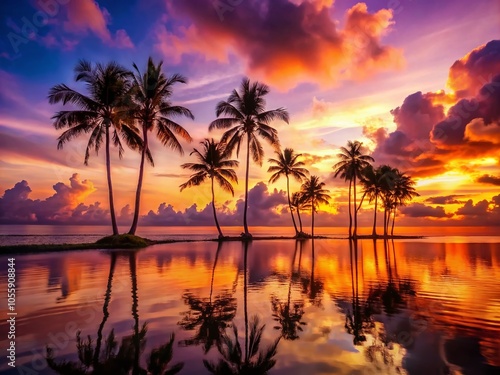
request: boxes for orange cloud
[364,41,500,177]
[447,40,500,98]
[62,0,134,48]
[161,0,403,89]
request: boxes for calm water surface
[1,239,500,374]
[1,225,499,245]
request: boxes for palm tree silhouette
[178,242,237,353]
[204,243,280,374]
[268,148,308,236]
[300,176,331,238]
[209,78,289,238]
[290,192,310,235]
[358,165,386,237]
[128,57,194,235]
[180,139,239,238]
[333,141,374,238]
[389,171,419,236]
[271,241,306,340]
[48,60,140,235]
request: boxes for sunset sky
[0,0,499,227]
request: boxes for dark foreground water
[1,239,500,374]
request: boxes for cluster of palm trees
[333,140,419,238]
[49,58,194,236]
[49,58,418,240]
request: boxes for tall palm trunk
[383,208,388,237]
[372,194,378,237]
[129,126,148,235]
[348,179,352,238]
[391,207,396,236]
[243,134,251,236]
[311,198,315,238]
[105,123,119,235]
[286,175,299,235]
[353,175,357,238]
[211,176,224,238]
[297,207,303,233]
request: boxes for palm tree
[300,176,331,238]
[209,78,289,237]
[359,165,384,237]
[268,148,308,236]
[128,57,194,235]
[377,165,398,237]
[390,171,419,235]
[180,139,239,238]
[290,192,310,235]
[333,141,374,238]
[48,60,140,235]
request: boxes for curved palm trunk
[353,175,357,238]
[129,126,148,235]
[93,253,116,368]
[348,179,352,238]
[297,207,303,233]
[129,253,140,375]
[286,176,299,235]
[243,135,251,236]
[372,194,378,237]
[105,124,119,235]
[211,176,224,238]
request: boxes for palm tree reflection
[178,242,237,353]
[46,251,183,375]
[271,241,306,340]
[300,239,324,307]
[204,242,281,375]
[344,239,375,345]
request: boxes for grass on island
[0,232,424,255]
[1,234,155,254]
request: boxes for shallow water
[1,225,499,246]
[1,239,500,374]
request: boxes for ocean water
[1,225,499,246]
[0,238,499,374]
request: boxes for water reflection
[270,241,306,341]
[46,252,183,375]
[1,239,500,374]
[204,242,281,374]
[178,242,237,353]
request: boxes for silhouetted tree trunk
[286,175,299,235]
[211,176,224,238]
[243,135,251,236]
[105,124,119,235]
[129,127,148,235]
[372,195,378,237]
